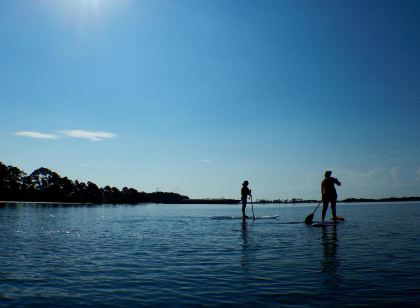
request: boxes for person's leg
[331,196,337,220]
[242,199,247,218]
[321,197,329,223]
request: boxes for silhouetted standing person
[241,180,252,218]
[321,171,341,223]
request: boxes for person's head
[325,171,332,178]
[243,180,249,186]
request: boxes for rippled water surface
[0,202,419,307]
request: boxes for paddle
[304,201,322,224]
[251,195,255,220]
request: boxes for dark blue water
[0,202,419,307]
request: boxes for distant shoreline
[341,197,420,203]
[1,196,420,205]
[255,197,420,204]
[2,162,420,206]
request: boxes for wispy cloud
[199,159,212,163]
[61,130,117,141]
[415,167,420,182]
[15,131,58,139]
[386,149,419,155]
[336,168,390,188]
[352,149,419,159]
[390,167,402,184]
[15,129,117,141]
[199,153,221,164]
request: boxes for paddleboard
[311,221,339,227]
[330,216,345,221]
[210,215,279,220]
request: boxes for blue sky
[1,0,419,200]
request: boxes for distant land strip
[1,161,419,205]
[254,197,420,204]
[341,197,420,203]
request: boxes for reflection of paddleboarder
[321,225,340,288]
[241,181,252,218]
[321,171,341,223]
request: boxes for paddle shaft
[312,200,322,214]
[251,196,255,219]
[304,200,322,224]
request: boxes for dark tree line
[0,162,189,204]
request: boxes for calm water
[0,202,419,307]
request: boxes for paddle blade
[304,213,314,225]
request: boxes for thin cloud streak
[15,131,58,139]
[390,167,402,185]
[199,159,212,163]
[386,149,419,155]
[61,130,117,141]
[415,167,420,182]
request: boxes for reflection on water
[240,219,249,271]
[321,225,341,291]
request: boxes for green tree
[0,162,26,200]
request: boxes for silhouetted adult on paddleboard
[321,171,341,223]
[241,180,252,218]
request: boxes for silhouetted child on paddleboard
[241,180,252,218]
[321,171,341,223]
